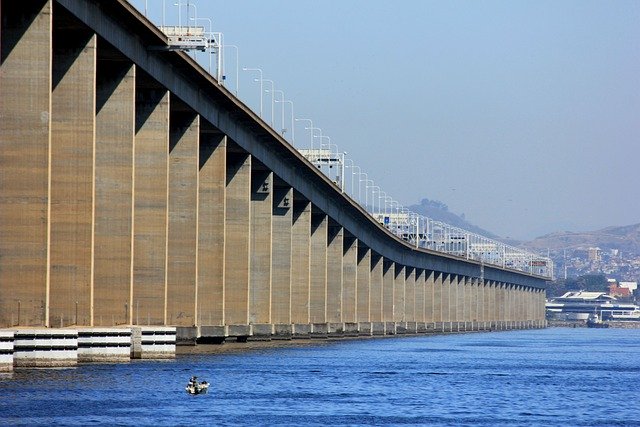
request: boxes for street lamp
[266,88,285,133]
[260,78,274,126]
[276,98,295,145]
[242,67,263,117]
[224,44,239,95]
[294,118,314,150]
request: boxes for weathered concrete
[50,27,96,328]
[167,110,199,327]
[309,210,328,324]
[133,80,169,327]
[291,198,311,326]
[342,235,358,324]
[326,222,344,324]
[225,153,251,326]
[197,133,226,326]
[249,169,273,325]
[0,0,51,328]
[271,187,293,326]
[93,59,135,327]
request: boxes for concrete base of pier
[13,329,78,367]
[273,324,293,340]
[77,328,131,363]
[292,324,311,339]
[248,324,273,341]
[131,327,176,359]
[310,323,329,339]
[0,331,14,372]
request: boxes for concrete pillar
[94,58,135,327]
[0,0,51,328]
[425,270,435,324]
[442,274,451,324]
[249,169,273,326]
[271,186,293,328]
[464,277,473,323]
[433,272,443,324]
[224,152,251,327]
[291,198,311,328]
[197,132,226,327]
[309,209,327,325]
[49,28,96,328]
[326,221,343,325]
[394,265,406,323]
[369,252,384,323]
[166,109,199,327]
[356,245,371,323]
[382,259,395,322]
[342,234,358,324]
[456,275,464,324]
[405,268,416,322]
[415,269,426,323]
[133,78,169,327]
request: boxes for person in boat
[189,376,198,388]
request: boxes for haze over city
[134,0,640,240]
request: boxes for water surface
[1,328,638,426]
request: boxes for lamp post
[277,98,295,145]
[294,118,314,150]
[267,89,285,134]
[242,67,263,117]
[224,44,239,95]
[261,78,275,126]
[363,178,373,212]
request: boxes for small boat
[586,313,609,329]
[186,376,210,395]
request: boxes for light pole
[363,178,373,212]
[277,98,295,145]
[266,88,284,133]
[224,44,239,95]
[261,78,274,126]
[242,67,263,118]
[294,118,314,150]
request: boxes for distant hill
[521,223,640,255]
[407,198,499,239]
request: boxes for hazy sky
[133,0,639,240]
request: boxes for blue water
[1,328,639,426]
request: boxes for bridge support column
[49,26,96,328]
[291,197,311,337]
[405,267,416,333]
[167,107,199,331]
[415,269,426,332]
[0,0,51,328]
[133,77,169,327]
[425,270,435,331]
[382,259,395,334]
[394,265,406,333]
[271,186,293,339]
[356,245,371,335]
[433,272,443,332]
[342,234,358,335]
[224,151,251,337]
[197,132,226,333]
[94,58,135,327]
[465,277,473,330]
[249,169,273,339]
[326,221,344,337]
[309,208,327,337]
[369,252,384,335]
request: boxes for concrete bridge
[0,0,548,354]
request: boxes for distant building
[619,281,638,295]
[588,247,602,262]
[546,291,640,321]
[609,283,631,298]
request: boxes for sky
[132,0,639,240]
